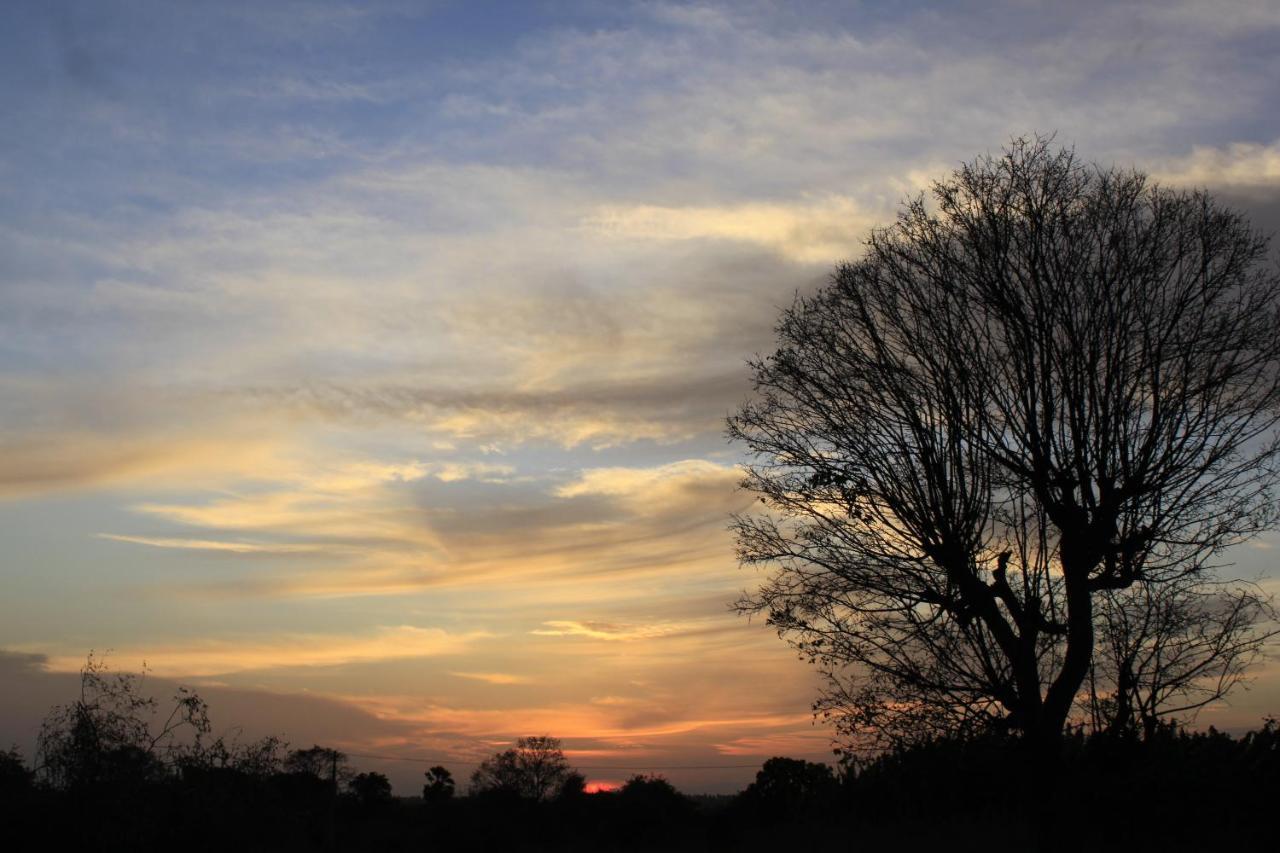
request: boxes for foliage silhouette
[284,744,353,789]
[469,735,573,801]
[348,770,392,807]
[9,671,1279,853]
[556,769,587,800]
[737,756,838,818]
[0,745,34,815]
[422,764,456,802]
[36,652,212,790]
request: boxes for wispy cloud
[530,620,681,642]
[31,626,489,677]
[1154,140,1280,191]
[96,534,325,555]
[582,196,873,263]
[450,671,532,685]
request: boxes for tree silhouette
[556,770,587,801]
[284,745,352,790]
[36,653,212,789]
[348,771,393,807]
[729,136,1280,767]
[1088,575,1276,738]
[739,757,838,816]
[0,747,33,797]
[469,736,573,800]
[422,765,455,802]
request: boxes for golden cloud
[1154,140,1280,191]
[530,620,683,641]
[450,671,533,685]
[96,534,326,554]
[32,626,489,677]
[0,430,282,498]
[582,196,874,263]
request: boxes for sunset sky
[2,0,1279,794]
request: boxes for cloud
[1153,0,1280,37]
[555,459,739,501]
[29,626,488,677]
[1153,140,1280,192]
[450,671,532,685]
[101,454,749,601]
[96,534,325,555]
[530,620,681,642]
[582,196,873,263]
[352,693,806,741]
[0,427,282,498]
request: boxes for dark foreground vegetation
[3,717,1276,852]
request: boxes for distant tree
[616,775,693,837]
[284,745,352,789]
[348,771,393,807]
[739,757,838,815]
[556,770,587,801]
[0,747,33,796]
[195,732,289,776]
[36,653,212,789]
[469,736,573,800]
[422,764,456,802]
[619,774,684,803]
[729,136,1280,770]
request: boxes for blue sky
[2,0,1279,794]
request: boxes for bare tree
[469,735,573,800]
[36,653,212,789]
[729,136,1280,766]
[1088,577,1278,739]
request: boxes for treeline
[0,656,1275,851]
[3,721,1278,851]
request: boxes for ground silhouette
[3,661,1275,852]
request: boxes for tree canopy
[729,136,1280,759]
[469,736,574,801]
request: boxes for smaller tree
[0,747,34,797]
[619,774,684,804]
[195,732,289,776]
[556,771,587,801]
[284,745,352,790]
[422,765,455,802]
[1088,578,1278,739]
[36,653,211,790]
[739,757,838,816]
[616,775,693,840]
[348,771,393,807]
[469,736,572,800]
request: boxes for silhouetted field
[2,720,1275,852]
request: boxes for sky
[2,0,1280,795]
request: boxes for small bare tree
[729,136,1280,768]
[1088,577,1278,739]
[36,653,212,789]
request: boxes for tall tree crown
[730,137,1280,751]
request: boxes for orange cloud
[530,620,684,641]
[30,626,489,677]
[450,671,533,685]
[0,430,282,498]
